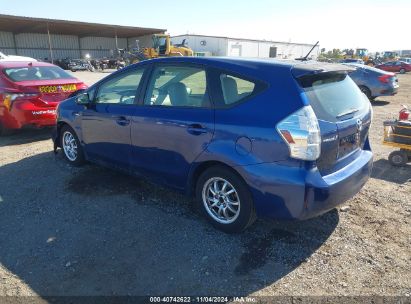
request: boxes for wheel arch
[186,160,247,196]
[358,84,372,98]
[55,121,71,147]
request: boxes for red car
[376,61,411,74]
[0,61,87,135]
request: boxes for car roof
[344,62,393,74]
[136,57,353,78]
[0,61,55,69]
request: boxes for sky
[1,0,410,52]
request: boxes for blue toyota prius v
[52,57,373,233]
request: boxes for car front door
[81,67,146,169]
[130,64,214,189]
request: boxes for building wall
[128,34,154,50]
[14,33,81,59]
[0,31,15,54]
[171,35,228,56]
[0,31,157,60]
[172,35,319,59]
[79,36,127,58]
[396,50,411,57]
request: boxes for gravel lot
[0,70,410,298]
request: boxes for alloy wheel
[202,177,241,224]
[62,131,78,161]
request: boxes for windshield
[3,66,75,82]
[153,37,167,48]
[300,72,369,122]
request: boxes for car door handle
[116,117,130,126]
[187,124,208,135]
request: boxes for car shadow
[0,151,339,296]
[371,100,390,106]
[371,159,411,184]
[0,128,52,147]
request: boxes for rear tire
[359,85,372,100]
[0,122,12,136]
[195,166,256,233]
[60,125,85,166]
[399,68,406,74]
[388,150,407,166]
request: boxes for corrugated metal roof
[0,14,166,38]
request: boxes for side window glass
[144,65,209,108]
[95,68,145,104]
[219,74,256,105]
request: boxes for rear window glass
[346,64,387,74]
[220,74,255,105]
[299,72,369,122]
[3,66,75,82]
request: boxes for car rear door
[80,66,146,169]
[384,62,396,72]
[130,63,214,189]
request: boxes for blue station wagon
[53,57,373,233]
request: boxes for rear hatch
[293,64,372,175]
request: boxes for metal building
[0,14,165,61]
[172,34,319,59]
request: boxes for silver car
[345,63,399,100]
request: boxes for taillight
[378,74,392,83]
[1,92,39,111]
[277,105,321,161]
[76,83,88,90]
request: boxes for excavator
[118,34,193,64]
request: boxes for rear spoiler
[291,62,356,79]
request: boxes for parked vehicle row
[52,57,373,233]
[54,58,124,72]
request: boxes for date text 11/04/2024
[149,296,256,303]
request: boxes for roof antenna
[296,41,319,61]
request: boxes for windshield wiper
[336,108,359,118]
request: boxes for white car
[0,51,37,62]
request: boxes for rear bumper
[0,103,56,129]
[373,86,398,97]
[237,150,373,220]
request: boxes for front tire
[60,125,85,166]
[399,68,406,74]
[195,166,256,233]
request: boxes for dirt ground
[0,69,410,299]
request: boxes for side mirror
[76,92,90,105]
[68,88,86,98]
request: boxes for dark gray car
[344,63,399,100]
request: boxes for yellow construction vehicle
[355,48,376,66]
[125,34,193,63]
[144,34,193,58]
